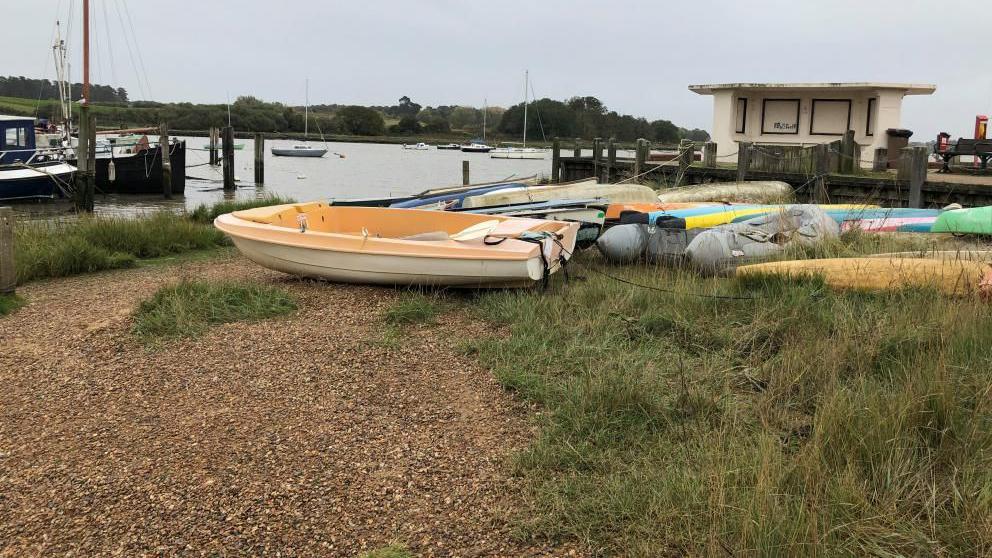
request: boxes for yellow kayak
[736,257,992,297]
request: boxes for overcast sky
[6,0,990,138]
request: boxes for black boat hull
[91,141,186,195]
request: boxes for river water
[14,138,561,219]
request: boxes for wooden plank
[812,143,830,203]
[606,138,616,183]
[678,140,694,186]
[592,138,601,182]
[0,207,14,294]
[551,137,561,183]
[873,148,888,171]
[462,160,470,185]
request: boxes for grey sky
[6,0,990,139]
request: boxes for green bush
[188,195,296,224]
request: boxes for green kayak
[931,206,992,234]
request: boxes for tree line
[1,76,707,143]
[0,76,127,103]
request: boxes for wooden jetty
[551,133,992,208]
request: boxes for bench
[935,138,992,172]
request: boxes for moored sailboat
[272,79,328,158]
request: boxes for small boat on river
[402,143,430,151]
[215,202,578,287]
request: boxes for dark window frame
[866,98,877,136]
[809,98,853,136]
[760,98,801,135]
[735,97,748,134]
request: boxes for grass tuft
[0,293,24,316]
[360,543,414,558]
[383,292,445,325]
[188,195,296,224]
[132,279,296,340]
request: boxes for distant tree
[333,105,385,135]
[417,107,450,133]
[682,128,711,142]
[391,115,422,135]
[115,87,129,103]
[391,95,421,118]
[650,119,681,144]
[449,106,479,130]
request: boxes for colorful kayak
[931,206,992,234]
[605,202,711,221]
[628,204,875,230]
[737,257,992,297]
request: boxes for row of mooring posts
[207,126,265,190]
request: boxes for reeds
[187,195,296,224]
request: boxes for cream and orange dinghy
[215,202,579,287]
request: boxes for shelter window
[760,99,800,135]
[809,99,852,136]
[735,98,747,134]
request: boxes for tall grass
[132,279,296,340]
[468,247,992,556]
[383,292,446,325]
[14,212,226,284]
[188,195,296,224]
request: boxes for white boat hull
[490,149,546,160]
[228,235,554,287]
[271,147,327,157]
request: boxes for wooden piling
[462,160,470,185]
[208,127,219,166]
[606,138,616,183]
[907,146,927,208]
[592,138,601,182]
[573,138,581,158]
[677,140,694,186]
[253,133,265,185]
[839,130,856,174]
[159,123,172,199]
[634,138,646,179]
[736,141,752,183]
[812,143,830,203]
[74,108,95,212]
[551,137,561,183]
[222,126,235,190]
[703,142,716,167]
[0,207,14,295]
[873,148,888,172]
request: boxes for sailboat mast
[304,79,309,139]
[483,98,487,143]
[523,70,528,148]
[82,0,90,105]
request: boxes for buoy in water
[297,173,307,180]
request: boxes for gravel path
[0,252,568,557]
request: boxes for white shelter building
[689,82,936,163]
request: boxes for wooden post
[253,132,265,185]
[736,141,752,183]
[703,142,716,167]
[159,123,172,199]
[591,137,601,182]
[573,138,580,158]
[551,137,561,183]
[677,141,694,186]
[462,160,470,185]
[74,107,95,212]
[873,148,888,172]
[839,130,856,174]
[208,127,219,166]
[812,143,830,203]
[907,146,927,208]
[0,207,14,295]
[222,125,235,190]
[606,138,616,183]
[634,138,646,179]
